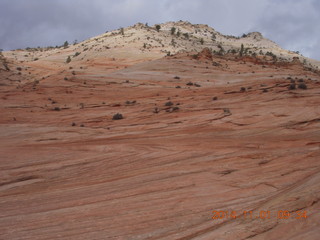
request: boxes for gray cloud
[0,0,319,60]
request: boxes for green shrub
[66,56,71,63]
[63,41,69,48]
[112,113,123,120]
[288,83,296,90]
[298,83,307,89]
[171,27,176,35]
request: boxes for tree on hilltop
[155,25,161,32]
[63,41,69,48]
[171,27,176,35]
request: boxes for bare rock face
[0,53,10,71]
[198,47,213,60]
[0,22,320,240]
[246,31,264,41]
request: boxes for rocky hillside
[0,21,319,240]
[3,21,320,71]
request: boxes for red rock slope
[0,46,319,239]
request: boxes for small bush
[155,25,161,32]
[74,52,81,57]
[298,83,307,89]
[66,56,71,63]
[53,107,61,111]
[165,101,174,106]
[171,27,176,35]
[212,97,218,101]
[172,107,179,112]
[63,41,69,48]
[194,83,201,87]
[186,82,193,86]
[240,87,246,92]
[223,108,231,114]
[174,76,180,79]
[112,113,123,120]
[288,83,296,90]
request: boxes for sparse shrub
[112,113,123,120]
[186,82,193,86]
[63,41,69,48]
[298,83,307,89]
[176,86,181,88]
[200,38,204,45]
[288,83,296,90]
[72,122,76,126]
[183,33,189,39]
[194,83,201,87]
[53,107,61,111]
[240,44,244,56]
[171,27,176,35]
[74,52,81,57]
[223,108,231,114]
[212,97,218,101]
[165,101,174,106]
[172,106,179,112]
[66,56,71,63]
[192,54,198,59]
[298,79,304,83]
[240,87,246,92]
[262,89,268,93]
[174,76,180,79]
[80,124,85,127]
[16,67,22,71]
[211,33,216,41]
[155,25,161,32]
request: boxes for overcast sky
[0,0,319,60]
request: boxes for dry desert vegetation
[0,21,320,240]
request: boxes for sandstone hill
[0,22,319,239]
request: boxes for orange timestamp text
[212,210,308,220]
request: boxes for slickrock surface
[0,22,319,239]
